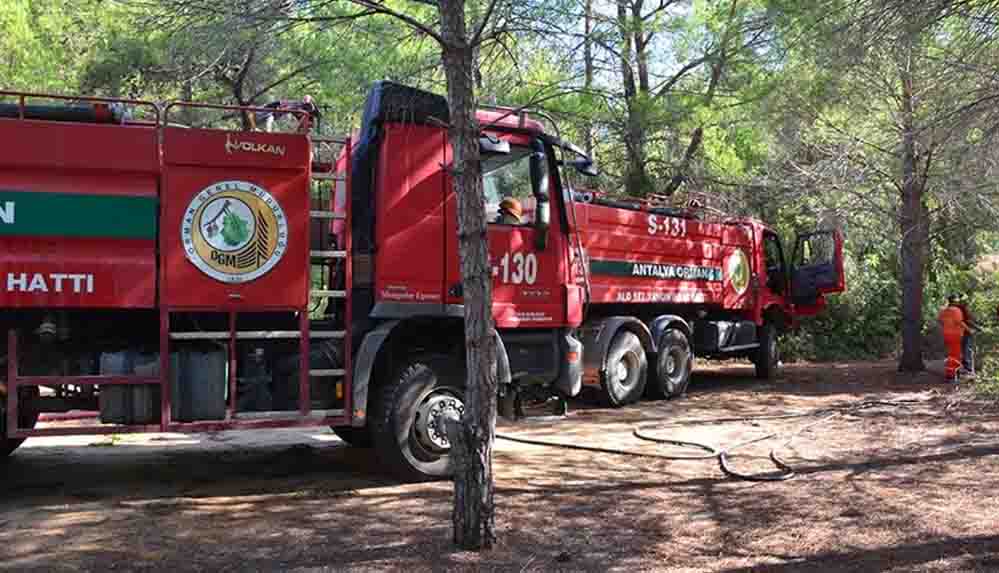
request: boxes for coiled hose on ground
[496,398,928,482]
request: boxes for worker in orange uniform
[938,294,970,382]
[951,295,977,374]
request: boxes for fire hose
[496,398,928,482]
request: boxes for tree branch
[470,0,502,46]
[662,0,739,196]
[250,63,318,101]
[349,0,444,44]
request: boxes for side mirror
[530,151,550,250]
[535,197,550,250]
[530,151,549,196]
[479,135,510,155]
[566,157,599,177]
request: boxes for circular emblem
[182,180,287,283]
[726,249,750,296]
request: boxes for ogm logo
[182,180,288,283]
[726,249,750,296]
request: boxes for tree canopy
[3,0,999,366]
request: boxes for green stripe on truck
[0,190,157,240]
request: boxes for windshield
[483,145,535,226]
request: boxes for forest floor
[2,359,998,572]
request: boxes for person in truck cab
[497,197,523,225]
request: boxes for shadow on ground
[1,359,996,572]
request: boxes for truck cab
[330,85,586,459]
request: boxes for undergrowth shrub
[973,328,999,399]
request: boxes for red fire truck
[0,82,843,480]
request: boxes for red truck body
[160,127,312,309]
[0,82,844,479]
[0,106,160,309]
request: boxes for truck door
[791,229,845,314]
[757,230,789,308]
[765,232,786,292]
[444,135,564,328]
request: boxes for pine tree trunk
[181,80,196,127]
[584,0,594,157]
[632,0,651,195]
[439,0,497,551]
[897,38,926,373]
[632,0,650,94]
[617,1,647,195]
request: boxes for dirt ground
[2,359,998,573]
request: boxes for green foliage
[5,0,999,372]
[782,285,899,362]
[973,326,999,399]
[783,237,999,363]
[0,0,125,92]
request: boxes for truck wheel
[602,331,648,407]
[647,329,692,400]
[754,323,779,380]
[1,387,40,459]
[330,426,373,448]
[372,355,466,481]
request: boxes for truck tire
[602,331,648,407]
[330,426,373,448]
[372,355,466,481]
[647,328,692,400]
[754,323,779,380]
[1,387,40,459]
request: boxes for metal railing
[0,90,160,125]
[163,101,311,132]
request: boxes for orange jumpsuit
[938,306,967,380]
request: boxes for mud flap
[554,332,583,397]
[350,321,399,427]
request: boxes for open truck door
[791,229,845,316]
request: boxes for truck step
[309,369,345,377]
[311,173,345,181]
[235,409,345,420]
[169,330,345,340]
[309,136,349,146]
[310,250,347,259]
[310,290,347,299]
[310,210,344,220]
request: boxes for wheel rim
[664,353,677,376]
[413,390,465,453]
[613,351,640,388]
[660,343,688,393]
[769,335,778,365]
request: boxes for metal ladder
[303,135,353,420]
